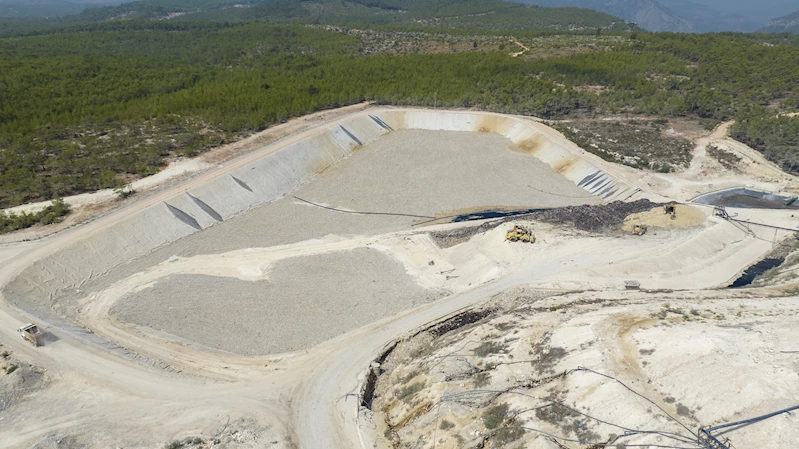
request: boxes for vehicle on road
[18,323,43,347]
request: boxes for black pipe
[727,217,799,232]
[707,404,799,432]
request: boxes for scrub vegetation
[731,109,799,175]
[1,0,798,207]
[553,119,693,172]
[0,199,70,234]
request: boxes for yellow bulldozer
[505,225,535,243]
[632,224,648,236]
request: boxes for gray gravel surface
[48,130,598,351]
[72,130,597,300]
[159,129,597,257]
[111,248,445,355]
[27,436,82,449]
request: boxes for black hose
[293,196,435,219]
[575,367,698,438]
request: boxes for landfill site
[0,107,798,449]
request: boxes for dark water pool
[729,257,785,288]
[449,208,541,222]
[713,194,799,210]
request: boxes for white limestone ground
[373,292,799,449]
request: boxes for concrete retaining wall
[4,109,637,310]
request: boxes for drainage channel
[729,257,785,288]
[692,187,799,210]
[714,194,798,210]
[449,208,543,223]
[360,307,495,409]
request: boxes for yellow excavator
[505,225,535,243]
[664,202,677,220]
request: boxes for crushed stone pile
[0,361,47,413]
[527,199,661,233]
[429,221,503,248]
[429,200,662,247]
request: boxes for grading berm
[1,108,798,449]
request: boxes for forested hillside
[0,0,632,35]
[0,0,87,18]
[234,0,632,30]
[1,1,799,208]
[731,109,799,173]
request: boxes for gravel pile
[526,199,660,233]
[111,248,446,355]
[429,221,504,248]
[429,200,661,248]
[0,361,47,413]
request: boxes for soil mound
[531,199,659,233]
[623,204,705,231]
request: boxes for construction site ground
[373,290,799,449]
[0,106,797,449]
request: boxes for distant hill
[759,9,799,33]
[233,0,634,31]
[71,0,256,22]
[515,0,765,32]
[515,0,694,32]
[0,0,123,18]
[0,0,94,18]
[657,0,762,32]
[21,0,634,32]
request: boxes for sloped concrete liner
[4,109,636,353]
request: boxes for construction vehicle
[624,280,641,290]
[713,206,729,219]
[664,202,677,220]
[632,224,647,236]
[18,323,43,347]
[505,225,535,243]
